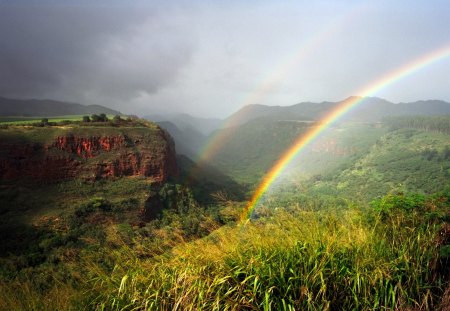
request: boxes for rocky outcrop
[0,127,178,183]
[51,135,127,158]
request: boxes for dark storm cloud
[0,3,194,102]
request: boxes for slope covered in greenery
[87,191,449,310]
[1,116,449,310]
[3,190,447,310]
[208,119,311,183]
[312,127,450,201]
[208,119,387,184]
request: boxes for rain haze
[1,0,449,118]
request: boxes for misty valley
[0,96,449,310]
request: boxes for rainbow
[196,3,369,164]
[243,45,450,220]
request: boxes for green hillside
[329,128,450,199]
[208,119,311,183]
[0,116,449,310]
[208,119,386,184]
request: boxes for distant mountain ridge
[225,97,450,126]
[0,96,121,116]
[145,113,222,136]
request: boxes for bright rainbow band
[242,45,450,220]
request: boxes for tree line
[384,115,450,134]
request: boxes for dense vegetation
[384,115,450,134]
[87,191,450,310]
[0,115,449,309]
[208,119,312,183]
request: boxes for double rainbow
[243,45,450,220]
[196,2,369,164]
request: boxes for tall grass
[87,205,447,310]
[0,279,81,311]
[0,192,446,310]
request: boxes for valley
[0,99,449,310]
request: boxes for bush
[112,115,122,123]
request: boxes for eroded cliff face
[0,127,178,183]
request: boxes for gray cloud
[0,3,194,104]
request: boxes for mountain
[156,121,206,158]
[266,121,450,206]
[225,97,450,126]
[207,114,450,188]
[223,103,317,127]
[207,119,387,184]
[0,96,121,116]
[145,113,222,136]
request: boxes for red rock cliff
[0,128,178,183]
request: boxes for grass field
[0,115,116,125]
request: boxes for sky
[0,0,449,118]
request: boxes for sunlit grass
[86,202,447,310]
[0,193,447,310]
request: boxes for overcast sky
[1,0,449,118]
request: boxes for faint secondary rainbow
[195,3,370,164]
[243,45,450,220]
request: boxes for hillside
[0,96,121,116]
[247,118,450,213]
[322,127,450,199]
[206,119,311,183]
[225,97,450,126]
[0,117,449,310]
[207,119,387,184]
[0,120,246,310]
[205,115,450,205]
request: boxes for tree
[91,114,101,122]
[41,118,49,124]
[82,116,91,122]
[99,113,108,122]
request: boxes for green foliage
[384,115,450,134]
[1,116,449,309]
[371,193,426,214]
[209,121,386,184]
[86,191,449,310]
[209,119,311,183]
[74,197,112,217]
[309,128,450,201]
[113,114,122,123]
